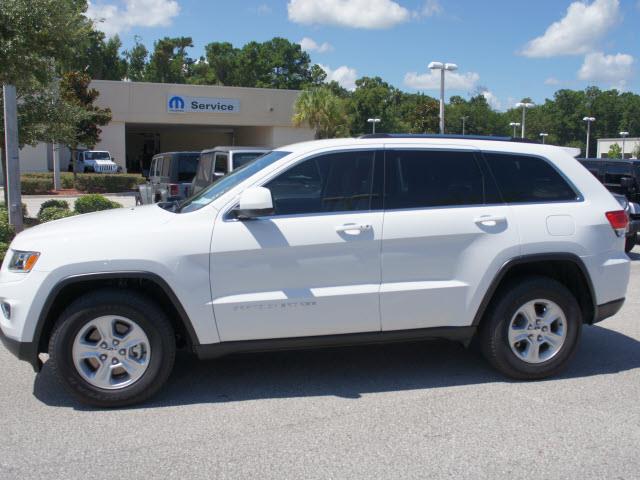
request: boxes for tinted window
[161,157,172,177]
[178,155,199,181]
[384,150,490,209]
[484,153,578,203]
[233,152,268,169]
[215,154,229,174]
[266,151,377,215]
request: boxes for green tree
[124,36,148,81]
[145,37,194,83]
[293,87,349,139]
[204,41,240,85]
[349,76,403,135]
[608,143,622,159]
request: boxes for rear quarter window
[483,152,579,203]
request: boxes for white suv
[0,135,630,407]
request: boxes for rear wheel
[480,276,581,379]
[625,234,636,253]
[49,289,175,407]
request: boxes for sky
[86,0,639,110]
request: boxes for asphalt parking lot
[1,256,639,479]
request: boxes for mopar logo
[168,95,185,112]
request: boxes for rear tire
[48,289,175,408]
[480,276,581,380]
[625,235,636,253]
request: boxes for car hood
[11,204,175,258]
[86,159,116,165]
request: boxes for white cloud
[256,4,272,15]
[521,0,619,57]
[87,0,180,37]
[288,0,410,29]
[404,69,480,91]
[418,0,443,17]
[319,64,358,90]
[544,77,561,85]
[480,90,502,110]
[578,52,634,89]
[299,37,334,54]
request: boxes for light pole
[461,116,469,135]
[539,133,548,144]
[367,118,381,134]
[515,102,534,138]
[620,131,629,159]
[509,122,520,137]
[428,61,458,134]
[583,117,596,158]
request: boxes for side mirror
[620,177,634,190]
[233,187,274,219]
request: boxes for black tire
[48,289,176,408]
[479,276,582,380]
[625,235,636,253]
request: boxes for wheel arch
[35,271,200,357]
[472,253,596,328]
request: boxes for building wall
[597,138,640,158]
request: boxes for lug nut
[542,326,548,332]
[119,349,126,356]
[113,340,119,346]
[112,358,118,365]
[100,354,107,361]
[100,342,108,349]
[537,335,543,342]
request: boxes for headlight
[8,251,40,272]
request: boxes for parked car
[137,151,200,205]
[70,150,119,173]
[578,158,640,252]
[1,135,630,407]
[191,146,269,195]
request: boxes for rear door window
[178,155,199,182]
[384,150,497,209]
[215,153,229,175]
[484,152,579,203]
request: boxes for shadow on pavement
[33,323,640,410]
[627,251,640,261]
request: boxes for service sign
[167,95,240,113]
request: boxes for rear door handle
[335,223,372,234]
[474,215,506,226]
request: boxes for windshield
[233,151,269,169]
[179,151,291,213]
[85,151,110,160]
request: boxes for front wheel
[48,290,176,407]
[480,276,581,380]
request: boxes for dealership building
[18,80,315,173]
[597,137,640,159]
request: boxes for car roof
[152,151,200,158]
[274,135,574,157]
[201,146,270,154]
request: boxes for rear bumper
[592,298,625,324]
[0,328,41,372]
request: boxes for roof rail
[358,133,538,143]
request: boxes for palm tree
[293,87,349,139]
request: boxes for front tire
[48,289,176,407]
[480,276,581,380]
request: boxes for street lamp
[367,118,381,134]
[583,117,596,158]
[509,122,520,137]
[515,102,534,138]
[461,116,469,135]
[429,61,458,134]
[620,131,629,159]
[539,133,548,144]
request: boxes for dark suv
[138,151,200,204]
[578,158,640,251]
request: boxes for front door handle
[335,223,372,234]
[474,215,506,226]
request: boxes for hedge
[74,194,122,214]
[21,173,145,194]
[38,199,70,215]
[38,206,75,223]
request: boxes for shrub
[21,173,144,194]
[74,194,122,214]
[0,242,8,263]
[0,207,14,244]
[38,207,75,223]
[21,177,53,195]
[38,199,70,217]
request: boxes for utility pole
[53,143,61,191]
[3,84,23,233]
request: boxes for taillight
[169,184,179,197]
[606,210,629,237]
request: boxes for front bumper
[0,327,41,372]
